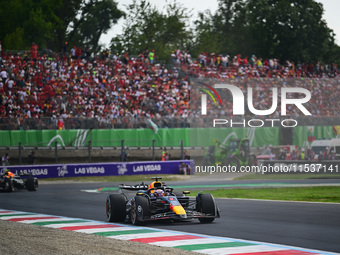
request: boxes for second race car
[106,177,220,225]
[0,169,38,192]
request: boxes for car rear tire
[26,177,38,191]
[5,179,14,192]
[106,194,127,222]
[197,193,216,223]
[130,196,150,226]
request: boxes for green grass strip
[32,220,88,226]
[40,175,183,183]
[98,187,119,192]
[236,173,340,180]
[94,229,158,237]
[174,241,256,251]
[98,183,288,192]
[191,186,340,203]
[0,213,33,217]
[172,183,286,189]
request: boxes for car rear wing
[118,183,149,190]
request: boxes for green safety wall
[293,126,336,147]
[0,126,336,148]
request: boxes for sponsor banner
[0,160,194,179]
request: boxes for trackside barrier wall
[0,160,194,179]
[0,126,337,148]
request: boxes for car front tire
[26,177,38,191]
[197,193,217,223]
[130,196,150,226]
[106,194,127,222]
[5,179,14,192]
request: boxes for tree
[66,0,124,52]
[193,0,338,64]
[214,0,247,55]
[0,0,55,50]
[244,0,336,63]
[0,0,123,53]
[110,0,192,61]
[191,10,223,56]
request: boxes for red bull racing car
[106,177,220,225]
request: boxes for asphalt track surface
[1,176,340,254]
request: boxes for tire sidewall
[27,177,38,191]
[130,196,150,225]
[106,194,127,222]
[196,193,217,223]
[5,178,14,192]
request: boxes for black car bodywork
[0,173,38,192]
[106,177,220,225]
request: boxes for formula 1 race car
[106,177,220,225]
[0,171,38,192]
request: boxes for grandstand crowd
[0,46,339,130]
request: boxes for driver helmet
[4,169,14,177]
[154,189,164,197]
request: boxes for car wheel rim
[106,199,111,219]
[131,203,136,224]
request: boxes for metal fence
[0,116,190,130]
[0,116,338,130]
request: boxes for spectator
[149,50,155,64]
[27,151,37,165]
[179,162,191,175]
[71,46,76,59]
[278,150,286,160]
[183,150,189,160]
[0,68,7,84]
[0,47,338,132]
[165,151,171,161]
[30,42,38,61]
[120,147,129,162]
[306,148,315,160]
[2,153,9,166]
[57,115,64,130]
[162,148,167,161]
[63,41,68,56]
[299,149,306,160]
[291,150,298,160]
[269,149,275,160]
